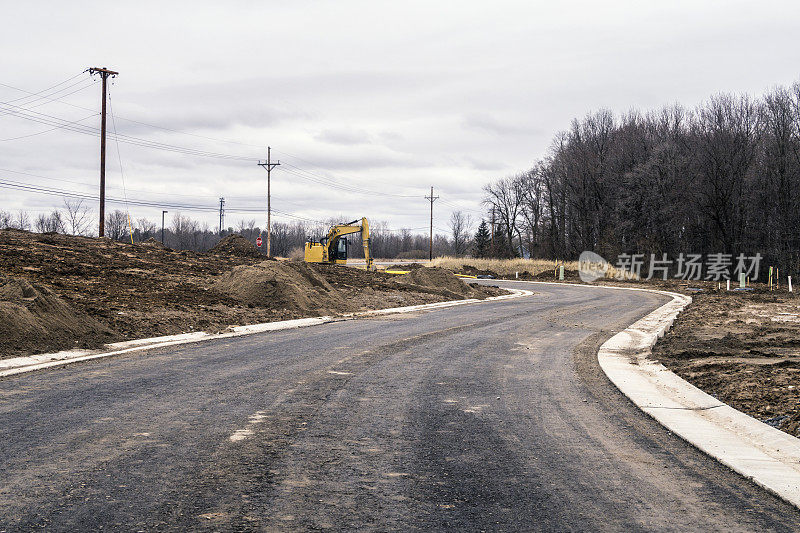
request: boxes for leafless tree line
[1,199,480,259]
[483,81,800,274]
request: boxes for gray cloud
[462,113,540,136]
[2,1,800,232]
[314,128,371,145]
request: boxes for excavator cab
[332,237,348,262]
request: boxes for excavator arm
[305,217,375,270]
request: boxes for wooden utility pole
[425,186,439,261]
[161,210,168,244]
[257,147,280,256]
[88,67,118,237]
[218,197,225,235]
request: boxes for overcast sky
[2,0,800,236]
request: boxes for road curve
[1,282,799,531]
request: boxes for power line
[108,87,135,243]
[1,75,266,149]
[0,112,98,142]
[0,102,260,161]
[280,161,418,198]
[0,176,433,234]
[0,72,87,105]
[278,164,423,202]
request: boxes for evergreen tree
[473,220,491,258]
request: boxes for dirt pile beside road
[0,230,508,359]
[0,275,114,357]
[215,261,348,316]
[209,234,263,258]
[391,267,501,299]
[653,291,800,438]
[459,264,499,278]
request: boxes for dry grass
[431,256,626,279]
[431,256,578,276]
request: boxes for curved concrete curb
[0,287,533,379]
[597,288,800,509]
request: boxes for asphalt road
[2,282,800,532]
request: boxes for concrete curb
[0,287,533,379]
[594,286,800,509]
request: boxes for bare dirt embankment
[0,230,504,359]
[652,290,800,438]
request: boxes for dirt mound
[391,267,475,298]
[0,275,114,357]
[140,237,166,249]
[460,264,499,278]
[214,261,349,315]
[533,268,580,281]
[209,234,262,258]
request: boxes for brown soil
[140,237,167,249]
[209,234,264,258]
[391,266,499,299]
[458,265,499,278]
[214,261,347,316]
[652,290,800,438]
[0,229,506,359]
[0,275,115,357]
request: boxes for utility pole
[425,186,439,262]
[161,211,168,244]
[218,197,225,235]
[257,147,280,256]
[88,67,118,237]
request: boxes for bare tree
[63,198,92,236]
[105,210,129,241]
[35,211,65,233]
[0,210,12,229]
[134,218,158,241]
[449,210,473,256]
[14,210,30,230]
[171,212,198,248]
[518,168,545,257]
[483,175,523,257]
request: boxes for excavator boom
[304,217,374,271]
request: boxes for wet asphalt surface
[2,281,800,532]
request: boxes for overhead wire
[108,88,135,243]
[0,112,98,142]
[0,74,470,231]
[0,72,86,104]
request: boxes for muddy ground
[652,289,800,438]
[0,230,503,359]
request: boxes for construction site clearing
[0,229,505,361]
[2,228,798,443]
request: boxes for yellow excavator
[304,217,375,271]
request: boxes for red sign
[256,237,262,247]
